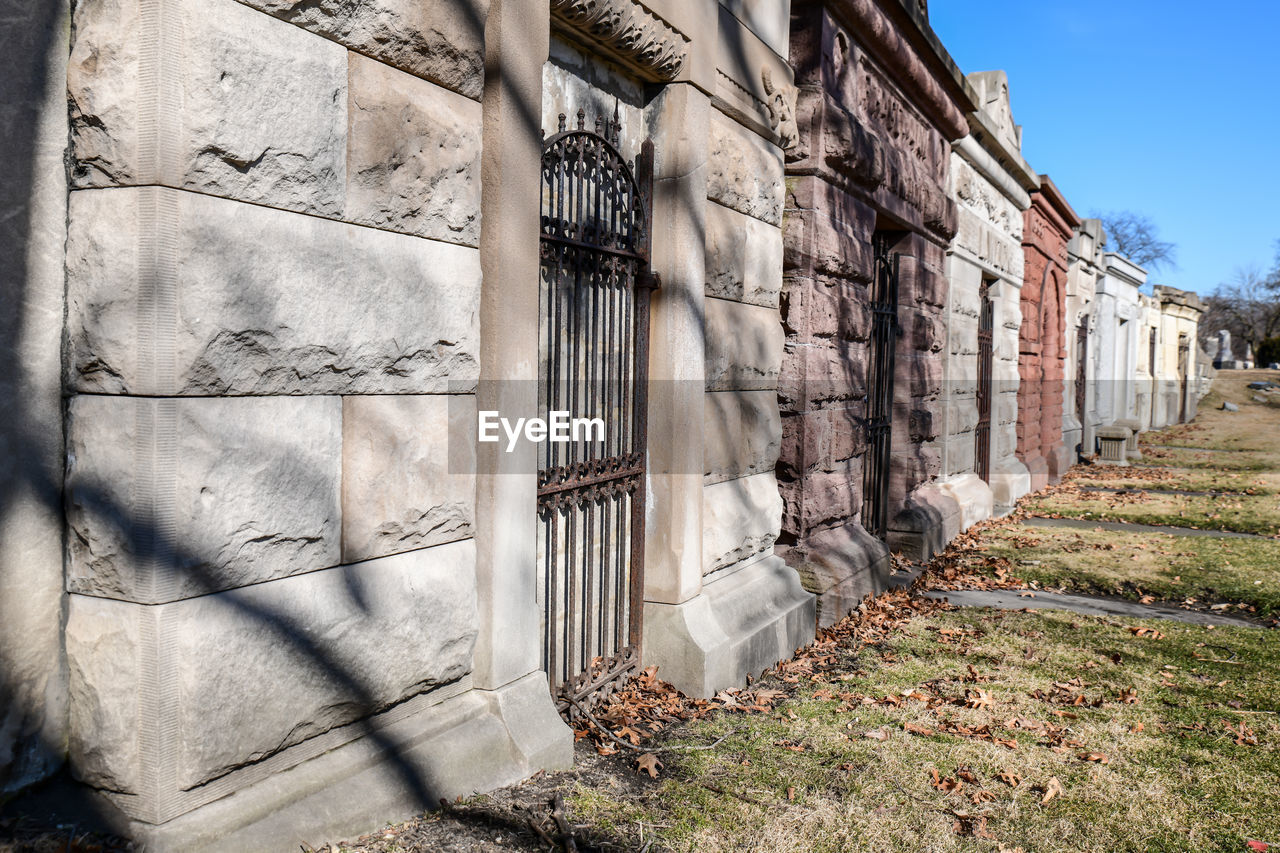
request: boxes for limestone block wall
[62,0,505,833]
[1017,177,1079,490]
[780,0,972,624]
[1064,219,1103,460]
[0,0,71,798]
[1136,296,1161,430]
[1093,254,1147,431]
[939,71,1037,522]
[703,111,786,577]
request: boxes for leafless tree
[1200,257,1280,354]
[1097,210,1178,272]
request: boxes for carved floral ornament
[550,0,687,82]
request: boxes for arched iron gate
[537,109,655,718]
[975,281,994,483]
[862,233,900,541]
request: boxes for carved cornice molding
[824,0,972,140]
[550,0,688,82]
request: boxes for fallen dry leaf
[863,728,889,741]
[1079,752,1110,764]
[997,769,1021,788]
[1127,626,1166,639]
[1040,776,1064,805]
[636,753,662,778]
[904,722,935,737]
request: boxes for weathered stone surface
[70,0,347,215]
[703,473,782,575]
[781,523,889,627]
[937,472,993,531]
[704,390,781,485]
[66,395,342,602]
[347,54,481,245]
[239,0,487,100]
[0,0,71,797]
[705,201,783,308]
[342,396,475,563]
[67,187,480,395]
[707,110,783,226]
[704,297,783,392]
[66,542,477,795]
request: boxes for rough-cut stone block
[937,472,994,532]
[780,466,859,536]
[70,0,347,215]
[343,396,475,563]
[704,391,782,484]
[778,341,867,411]
[66,395,342,603]
[888,485,961,562]
[67,187,480,395]
[238,0,487,100]
[783,177,874,282]
[782,523,890,627]
[347,54,481,245]
[706,202,783,308]
[707,111,783,225]
[703,473,782,575]
[67,542,477,795]
[705,297,783,392]
[0,0,71,797]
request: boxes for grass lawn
[979,523,1280,618]
[1021,488,1280,537]
[567,607,1280,853]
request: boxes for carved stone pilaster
[550,0,688,82]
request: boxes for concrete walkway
[921,589,1261,628]
[1140,444,1253,454]
[1021,516,1272,540]
[1079,486,1254,498]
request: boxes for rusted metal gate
[537,109,656,718]
[1177,334,1190,423]
[862,234,900,541]
[1075,319,1088,453]
[974,282,994,483]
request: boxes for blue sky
[929,1,1280,295]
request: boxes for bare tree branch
[1097,210,1178,272]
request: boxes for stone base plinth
[643,556,815,698]
[781,524,890,627]
[935,473,994,532]
[1022,453,1050,493]
[887,486,961,562]
[989,457,1032,517]
[89,674,571,853]
[1046,442,1073,483]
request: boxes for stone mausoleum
[4,0,821,847]
[935,70,1037,523]
[1015,176,1080,490]
[0,0,1214,850]
[779,0,974,623]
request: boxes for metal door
[862,234,900,541]
[1075,319,1088,452]
[1177,334,1190,423]
[975,282,994,482]
[537,109,655,718]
